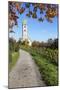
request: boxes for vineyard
[21,46,58,86]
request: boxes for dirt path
[9,49,45,88]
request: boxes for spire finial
[22,19,27,25]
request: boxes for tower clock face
[23,25,27,32]
[23,25,26,28]
[22,23,27,39]
[24,29,26,32]
[24,25,26,28]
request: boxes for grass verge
[21,46,58,86]
[9,51,19,71]
[32,54,58,86]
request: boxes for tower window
[24,26,26,28]
[24,29,26,31]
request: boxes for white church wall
[22,20,32,46]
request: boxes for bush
[21,46,58,86]
[9,52,19,71]
[9,38,20,52]
[33,55,58,86]
[15,43,20,52]
[9,51,12,63]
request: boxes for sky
[9,3,58,42]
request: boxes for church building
[21,20,32,46]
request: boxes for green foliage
[21,46,58,86]
[9,51,12,63]
[9,38,20,52]
[22,40,29,46]
[15,43,20,52]
[32,12,37,18]
[32,38,58,49]
[33,56,58,86]
[26,3,30,8]
[9,2,58,29]
[9,38,20,71]
[32,41,40,47]
[9,52,19,71]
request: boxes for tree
[32,41,40,47]
[22,39,29,46]
[47,38,58,49]
[8,2,58,30]
[9,38,20,52]
[9,38,16,51]
[54,38,58,48]
[17,38,22,45]
[48,38,53,44]
[51,38,58,49]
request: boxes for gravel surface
[9,49,45,88]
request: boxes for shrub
[21,46,58,86]
[33,56,58,86]
[9,51,12,63]
[15,43,20,52]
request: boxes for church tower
[22,20,28,41]
[22,19,32,46]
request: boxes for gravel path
[9,49,45,88]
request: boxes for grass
[21,46,58,86]
[32,54,58,86]
[9,51,19,71]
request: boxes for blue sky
[9,3,58,42]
